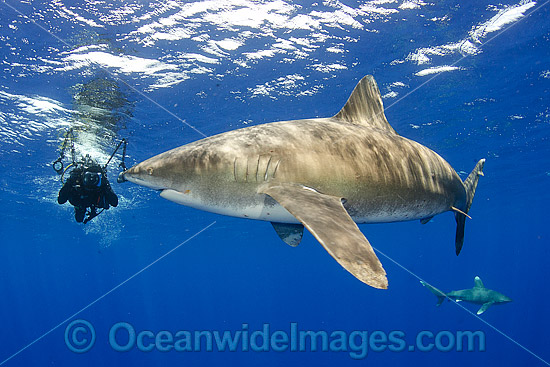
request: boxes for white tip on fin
[474,276,484,289]
[477,301,494,315]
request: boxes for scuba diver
[53,129,127,224]
[57,155,118,223]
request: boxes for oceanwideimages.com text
[65,320,486,359]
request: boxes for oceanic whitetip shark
[421,277,512,314]
[119,75,485,290]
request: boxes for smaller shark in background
[421,277,512,315]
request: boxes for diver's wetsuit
[58,160,118,223]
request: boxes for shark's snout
[118,164,141,184]
[501,295,513,303]
[119,161,169,190]
[117,171,127,183]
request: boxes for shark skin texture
[120,75,485,290]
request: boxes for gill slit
[264,156,273,181]
[255,155,260,182]
[273,159,281,178]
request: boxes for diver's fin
[420,216,434,224]
[271,222,304,247]
[455,158,485,255]
[477,301,494,315]
[474,276,485,289]
[259,182,388,289]
[420,281,446,306]
[334,75,397,134]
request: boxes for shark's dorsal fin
[474,276,484,288]
[334,75,397,134]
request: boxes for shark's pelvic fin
[259,182,388,289]
[455,158,486,255]
[477,301,494,315]
[474,276,484,288]
[420,281,447,306]
[334,75,397,135]
[271,222,304,247]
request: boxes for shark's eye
[147,167,154,175]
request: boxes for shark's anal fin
[259,183,388,289]
[477,302,494,315]
[271,222,304,247]
[420,216,434,225]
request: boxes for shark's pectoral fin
[477,302,494,315]
[271,222,304,247]
[259,183,388,289]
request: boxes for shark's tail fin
[420,281,446,306]
[454,159,486,255]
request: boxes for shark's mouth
[119,170,167,190]
[159,189,188,205]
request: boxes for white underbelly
[160,189,299,223]
[160,189,430,224]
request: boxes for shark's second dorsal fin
[474,276,484,288]
[334,75,397,134]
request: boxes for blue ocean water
[1,0,549,365]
